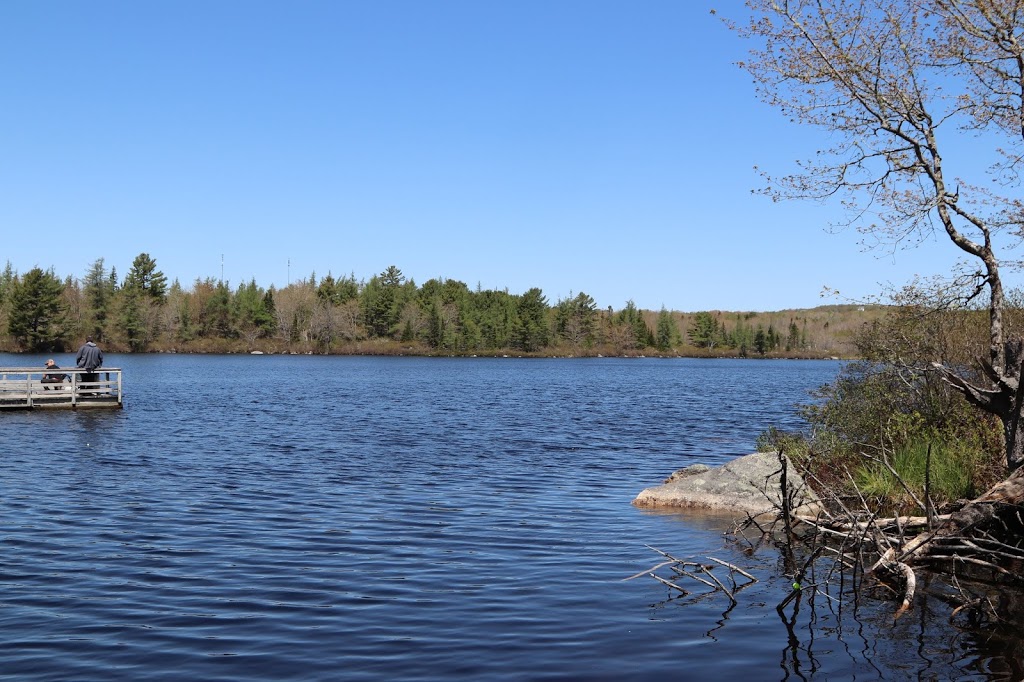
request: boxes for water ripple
[4,356,994,680]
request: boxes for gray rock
[663,464,711,483]
[633,451,820,518]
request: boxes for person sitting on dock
[41,359,67,390]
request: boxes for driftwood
[634,443,1024,627]
[626,546,758,604]
[787,450,1024,621]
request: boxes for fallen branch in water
[626,546,758,604]
[869,548,917,620]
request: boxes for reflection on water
[0,355,1018,680]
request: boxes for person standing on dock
[76,336,103,394]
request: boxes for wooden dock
[0,367,123,410]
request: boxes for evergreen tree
[0,261,15,340]
[335,273,359,302]
[786,319,801,351]
[754,326,768,355]
[263,289,277,323]
[615,300,648,350]
[655,307,679,351]
[7,267,66,351]
[689,312,719,348]
[117,287,147,351]
[316,273,335,302]
[514,288,549,352]
[124,253,167,301]
[363,265,405,337]
[555,292,597,348]
[426,300,444,348]
[234,279,274,344]
[632,312,652,348]
[83,258,114,341]
[194,277,232,338]
[0,261,13,303]
[472,289,517,349]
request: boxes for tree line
[0,255,866,356]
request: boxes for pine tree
[689,312,719,349]
[514,288,549,352]
[655,308,679,351]
[7,267,66,351]
[83,258,114,341]
[117,287,147,352]
[124,253,167,301]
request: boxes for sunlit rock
[633,451,820,517]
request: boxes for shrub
[756,427,811,460]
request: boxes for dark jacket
[42,363,66,382]
[76,342,103,371]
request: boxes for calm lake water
[0,354,1015,680]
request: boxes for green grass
[853,439,981,510]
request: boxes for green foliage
[317,272,358,305]
[0,257,884,357]
[83,258,114,341]
[688,312,720,348]
[7,267,66,351]
[806,361,938,455]
[234,279,274,345]
[805,291,1001,463]
[853,437,987,509]
[754,326,767,355]
[175,295,195,343]
[195,278,233,339]
[0,262,14,344]
[426,300,444,348]
[116,287,148,352]
[514,288,550,352]
[556,292,598,348]
[471,289,518,349]
[655,307,680,351]
[755,427,812,462]
[786,320,802,352]
[612,300,650,351]
[123,253,168,302]
[362,266,405,338]
[801,347,1004,507]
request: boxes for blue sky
[0,1,977,312]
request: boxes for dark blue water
[0,355,1006,680]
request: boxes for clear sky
[0,1,984,312]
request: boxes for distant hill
[658,304,886,359]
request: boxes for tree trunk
[1003,339,1024,471]
[1006,410,1024,472]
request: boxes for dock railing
[0,367,123,409]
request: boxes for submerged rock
[633,451,820,518]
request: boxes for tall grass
[854,438,982,511]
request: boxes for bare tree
[334,299,362,342]
[727,0,1024,470]
[309,299,337,353]
[396,300,427,342]
[274,283,316,347]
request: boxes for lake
[0,354,1014,680]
